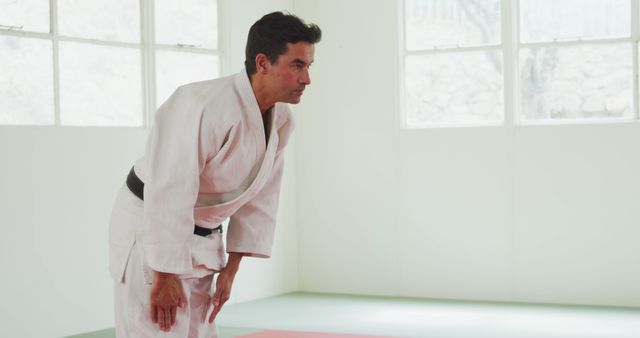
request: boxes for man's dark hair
[244,12,322,76]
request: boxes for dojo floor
[69,292,640,338]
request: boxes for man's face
[266,42,315,104]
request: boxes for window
[0,0,220,127]
[404,0,504,127]
[403,0,637,127]
[519,0,632,123]
[154,0,219,108]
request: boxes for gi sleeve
[226,152,285,258]
[141,86,219,274]
[226,107,294,258]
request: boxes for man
[108,12,321,337]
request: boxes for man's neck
[248,73,275,115]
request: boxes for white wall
[293,0,401,296]
[0,1,297,337]
[294,0,640,308]
[0,127,146,338]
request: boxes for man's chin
[283,96,302,104]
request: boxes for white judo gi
[109,69,294,338]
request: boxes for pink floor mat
[237,330,396,338]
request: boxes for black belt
[126,167,222,237]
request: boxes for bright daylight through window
[403,0,636,127]
[0,0,220,127]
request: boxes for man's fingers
[208,292,222,323]
[150,304,158,323]
[208,293,230,323]
[217,291,230,307]
[164,309,171,331]
[175,281,187,308]
[158,309,166,330]
[170,306,176,326]
[211,288,221,306]
[208,305,221,323]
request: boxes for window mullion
[400,0,407,128]
[51,0,60,126]
[217,0,227,75]
[155,44,220,55]
[0,30,50,39]
[631,0,639,120]
[521,37,633,48]
[141,0,156,128]
[56,36,141,48]
[503,0,516,127]
[406,44,502,55]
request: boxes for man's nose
[299,68,311,85]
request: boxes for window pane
[0,36,54,125]
[406,0,501,50]
[519,43,632,121]
[520,0,630,43]
[405,51,503,126]
[0,0,49,32]
[155,0,217,49]
[58,0,139,42]
[156,50,219,107]
[59,42,142,126]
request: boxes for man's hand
[208,253,244,323]
[150,271,187,332]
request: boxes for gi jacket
[109,70,294,278]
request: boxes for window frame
[400,0,640,128]
[0,0,223,128]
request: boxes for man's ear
[255,53,270,74]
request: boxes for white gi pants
[114,243,218,338]
[110,185,223,338]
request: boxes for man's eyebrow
[291,58,308,65]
